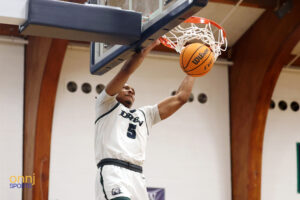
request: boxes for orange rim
[159,16,226,50]
[159,37,176,49]
[184,16,226,37]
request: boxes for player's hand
[139,39,160,56]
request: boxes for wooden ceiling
[0,24,22,37]
[210,0,277,9]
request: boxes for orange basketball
[179,43,214,77]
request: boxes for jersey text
[120,110,144,126]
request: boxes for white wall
[0,38,24,200]
[262,69,300,200]
[49,45,231,200]
[0,0,27,25]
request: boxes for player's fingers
[142,39,160,54]
[154,38,161,45]
[150,39,160,48]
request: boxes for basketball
[179,43,214,77]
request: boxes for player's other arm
[158,75,196,120]
[105,40,160,96]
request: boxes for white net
[161,22,227,61]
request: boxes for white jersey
[95,90,161,166]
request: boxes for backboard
[89,0,208,75]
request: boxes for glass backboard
[89,0,208,75]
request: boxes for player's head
[116,84,135,108]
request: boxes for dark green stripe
[95,102,120,124]
[297,143,300,193]
[100,167,109,200]
[138,109,149,135]
[111,197,130,200]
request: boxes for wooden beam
[209,0,277,9]
[294,57,300,66]
[23,37,68,200]
[230,0,300,199]
[0,24,21,37]
[23,37,52,200]
[283,54,300,67]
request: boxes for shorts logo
[112,187,122,196]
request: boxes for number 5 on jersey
[127,123,136,139]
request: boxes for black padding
[97,158,143,173]
[20,0,141,45]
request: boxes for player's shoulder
[138,104,161,125]
[96,89,117,105]
[137,105,156,118]
[138,104,157,112]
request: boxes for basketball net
[160,17,227,61]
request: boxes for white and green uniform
[95,90,161,200]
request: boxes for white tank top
[95,90,161,166]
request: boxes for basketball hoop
[160,16,227,61]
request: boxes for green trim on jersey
[95,102,120,124]
[100,167,131,200]
[138,109,149,135]
[100,167,109,200]
[111,197,131,200]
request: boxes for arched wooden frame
[230,1,300,199]
[23,37,68,200]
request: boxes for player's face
[116,84,135,108]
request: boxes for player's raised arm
[158,75,196,120]
[105,40,160,96]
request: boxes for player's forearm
[105,53,146,96]
[105,40,160,96]
[121,40,160,74]
[175,75,196,103]
[157,75,195,120]
[120,53,146,74]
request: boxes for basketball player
[95,40,196,200]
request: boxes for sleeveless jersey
[95,90,161,166]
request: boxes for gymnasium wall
[0,37,24,200]
[48,44,231,200]
[262,69,300,200]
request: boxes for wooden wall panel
[230,1,300,199]
[23,37,68,200]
